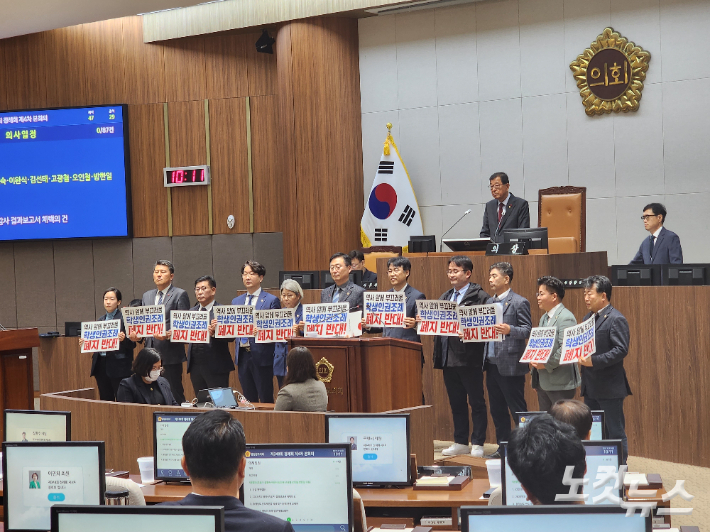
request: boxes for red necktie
[497,202,504,223]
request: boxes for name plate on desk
[486,242,528,256]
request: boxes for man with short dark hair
[550,399,593,441]
[433,255,489,457]
[507,414,587,505]
[160,410,293,532]
[233,261,280,403]
[132,259,191,404]
[580,275,631,462]
[187,275,235,393]
[629,203,683,264]
[480,172,530,243]
[484,262,531,459]
[349,250,377,286]
[321,252,365,312]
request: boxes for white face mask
[147,369,161,382]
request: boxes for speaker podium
[288,337,422,412]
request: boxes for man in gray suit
[321,253,365,313]
[579,275,631,462]
[484,262,532,458]
[130,259,191,404]
[480,172,531,243]
[531,276,580,411]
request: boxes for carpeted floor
[434,440,707,527]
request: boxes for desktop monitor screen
[51,505,224,532]
[461,505,651,532]
[325,414,411,486]
[207,388,238,408]
[611,265,661,286]
[2,442,105,532]
[153,412,199,481]
[516,411,605,440]
[501,440,622,506]
[4,410,71,442]
[242,443,353,532]
[502,228,548,250]
[279,271,320,290]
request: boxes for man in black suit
[160,410,293,532]
[187,275,235,393]
[432,255,490,457]
[629,203,683,264]
[349,250,377,287]
[321,252,365,312]
[480,172,530,243]
[579,275,631,462]
[130,260,191,404]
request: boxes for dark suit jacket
[90,309,136,380]
[159,493,294,532]
[186,302,235,375]
[581,305,632,400]
[142,285,191,365]
[361,268,377,285]
[273,304,303,377]
[320,280,365,313]
[433,284,490,368]
[116,375,178,405]
[382,284,426,343]
[480,193,531,243]
[486,290,532,377]
[629,226,683,264]
[232,291,281,367]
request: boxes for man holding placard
[530,276,579,411]
[431,256,489,458]
[483,262,531,459]
[186,275,235,393]
[580,275,631,462]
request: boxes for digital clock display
[163,165,211,187]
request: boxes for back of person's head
[507,414,586,505]
[283,346,317,386]
[131,348,160,378]
[182,410,246,486]
[348,250,365,262]
[550,399,593,440]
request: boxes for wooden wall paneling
[244,32,278,96]
[132,237,173,300]
[163,37,207,103]
[203,34,249,100]
[209,97,250,233]
[172,236,213,306]
[44,25,88,107]
[0,243,17,328]
[82,19,128,106]
[3,33,48,110]
[127,104,168,237]
[289,18,363,270]
[0,45,7,110]
[167,101,209,235]
[122,16,166,105]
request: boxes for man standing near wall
[480,172,530,243]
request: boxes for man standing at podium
[432,256,489,457]
[629,203,683,264]
[480,172,530,243]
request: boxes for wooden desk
[133,475,191,503]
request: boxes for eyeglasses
[490,183,507,190]
[194,286,212,292]
[330,265,346,271]
[447,269,464,275]
[640,214,659,221]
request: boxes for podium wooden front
[288,337,423,412]
[0,328,38,439]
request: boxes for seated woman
[116,348,178,406]
[274,346,328,412]
[273,279,305,387]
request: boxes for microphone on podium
[439,209,472,252]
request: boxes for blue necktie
[157,291,164,305]
[240,295,254,347]
[247,295,253,306]
[332,288,340,303]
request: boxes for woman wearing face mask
[116,348,178,405]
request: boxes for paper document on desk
[416,476,454,486]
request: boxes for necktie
[157,291,164,305]
[649,235,655,258]
[332,288,340,303]
[247,295,253,306]
[542,313,549,326]
[497,202,504,223]
[200,307,206,312]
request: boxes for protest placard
[255,308,296,343]
[121,306,165,338]
[214,305,254,339]
[170,310,210,344]
[303,303,349,338]
[458,304,503,343]
[560,316,596,364]
[364,292,406,328]
[416,300,459,336]
[80,320,120,353]
[519,326,557,363]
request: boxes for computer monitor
[443,238,491,252]
[662,263,709,286]
[461,505,651,532]
[153,412,199,482]
[325,413,411,487]
[611,265,661,286]
[64,322,82,337]
[516,410,606,440]
[320,270,363,291]
[241,443,353,531]
[408,235,436,253]
[4,410,72,442]
[2,442,105,532]
[207,388,238,408]
[51,505,224,532]
[279,271,320,290]
[502,228,548,250]
[501,440,622,506]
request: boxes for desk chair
[538,186,586,254]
